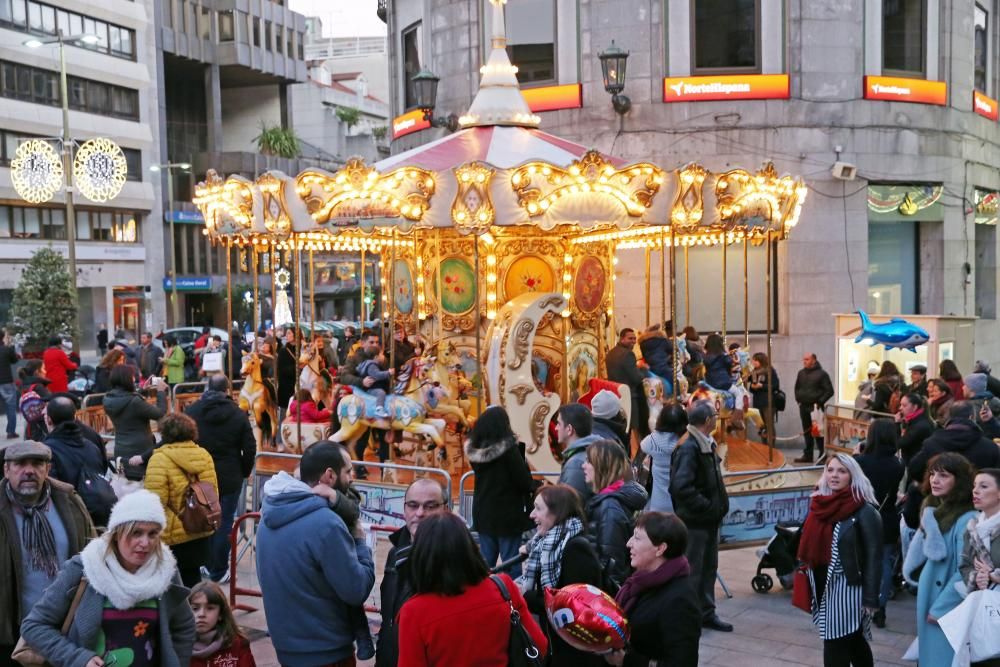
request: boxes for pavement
[234,534,918,667]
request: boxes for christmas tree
[10,247,78,342]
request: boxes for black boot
[873,607,886,629]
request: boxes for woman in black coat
[276,331,299,413]
[606,512,701,667]
[749,352,781,440]
[465,406,539,578]
[853,418,904,628]
[517,484,603,667]
[868,361,902,415]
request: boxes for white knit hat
[107,490,167,532]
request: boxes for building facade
[0,0,165,351]
[383,0,1000,405]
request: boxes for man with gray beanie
[963,373,1000,438]
[974,360,1000,397]
[589,389,629,448]
[0,441,94,664]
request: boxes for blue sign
[163,276,212,291]
[164,210,204,224]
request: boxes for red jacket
[398,574,548,667]
[286,399,332,423]
[42,347,77,393]
[190,635,256,667]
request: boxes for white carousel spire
[459,0,540,129]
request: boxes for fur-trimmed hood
[464,434,519,464]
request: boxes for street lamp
[598,40,632,115]
[412,69,459,131]
[150,162,192,327]
[24,31,100,352]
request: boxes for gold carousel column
[293,241,303,445]
[226,240,233,380]
[684,244,690,326]
[389,231,397,373]
[251,245,259,353]
[309,247,316,327]
[435,231,444,343]
[670,229,678,399]
[660,231,667,328]
[721,234,727,344]
[270,242,278,419]
[644,246,651,327]
[474,235,483,415]
[766,232,774,461]
[743,234,750,348]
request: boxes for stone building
[381,0,1000,409]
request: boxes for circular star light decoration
[275,268,291,289]
[73,138,128,203]
[10,139,63,203]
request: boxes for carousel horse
[418,340,473,427]
[642,370,690,433]
[331,385,446,447]
[239,353,278,451]
[688,375,764,441]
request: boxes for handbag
[489,575,545,667]
[12,578,88,667]
[791,565,812,613]
[109,458,143,498]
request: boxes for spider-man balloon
[544,584,629,654]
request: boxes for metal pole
[474,236,482,415]
[660,231,666,328]
[226,239,233,378]
[251,245,259,352]
[435,231,444,343]
[743,234,750,348]
[360,246,367,324]
[721,235,727,344]
[644,246,651,327]
[58,33,79,351]
[389,232,397,373]
[766,233,773,462]
[168,167,179,326]
[270,242,277,397]
[293,241,302,446]
[683,243,690,326]
[309,247,316,326]
[670,229,677,400]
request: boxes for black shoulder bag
[489,575,546,667]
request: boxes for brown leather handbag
[12,578,88,667]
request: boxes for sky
[288,0,387,38]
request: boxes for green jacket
[163,346,185,384]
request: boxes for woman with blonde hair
[795,452,882,667]
[583,439,648,590]
[21,490,195,667]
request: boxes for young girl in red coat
[189,581,257,667]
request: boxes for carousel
[192,0,808,487]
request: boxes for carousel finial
[459,0,540,129]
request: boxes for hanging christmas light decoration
[73,138,128,203]
[10,139,63,203]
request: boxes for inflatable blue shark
[854,311,930,352]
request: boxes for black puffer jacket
[184,390,257,495]
[276,342,298,408]
[43,422,107,487]
[375,527,413,667]
[907,418,1000,485]
[669,427,729,529]
[586,480,648,587]
[854,451,904,544]
[897,411,936,464]
[869,374,901,414]
[466,434,538,536]
[831,504,883,609]
[592,414,628,448]
[103,387,167,479]
[794,363,834,407]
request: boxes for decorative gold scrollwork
[257,172,292,236]
[452,162,496,234]
[715,162,806,235]
[511,150,665,218]
[528,402,552,453]
[508,318,535,369]
[671,163,707,232]
[508,384,534,405]
[193,169,257,236]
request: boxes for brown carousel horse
[239,353,278,451]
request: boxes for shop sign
[523,84,583,112]
[661,74,789,103]
[392,109,431,140]
[163,276,212,291]
[863,76,946,105]
[163,210,204,224]
[974,90,999,121]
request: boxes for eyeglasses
[404,501,444,511]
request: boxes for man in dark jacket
[137,332,163,380]
[0,441,95,659]
[0,331,18,439]
[606,328,649,440]
[793,353,835,463]
[906,364,928,397]
[895,393,936,465]
[669,400,732,632]
[962,373,1000,438]
[185,374,256,582]
[376,478,448,667]
[555,404,603,504]
[974,360,1000,398]
[41,396,109,525]
[907,401,1000,486]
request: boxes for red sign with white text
[863,76,946,105]
[661,74,789,102]
[392,109,431,140]
[974,90,999,121]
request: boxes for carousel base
[720,437,823,493]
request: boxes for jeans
[208,491,242,580]
[0,383,17,436]
[823,626,873,667]
[479,533,523,579]
[686,526,721,620]
[879,543,898,607]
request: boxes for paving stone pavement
[234,537,918,667]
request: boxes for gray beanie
[974,360,992,374]
[964,373,988,397]
[590,389,622,420]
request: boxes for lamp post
[412,69,459,132]
[598,40,631,116]
[150,162,192,327]
[24,31,100,352]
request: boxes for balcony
[377,0,388,23]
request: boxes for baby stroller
[751,521,802,593]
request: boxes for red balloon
[544,584,630,654]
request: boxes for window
[0,60,140,120]
[264,21,272,50]
[1,2,136,61]
[198,6,210,40]
[883,0,925,76]
[286,29,293,56]
[297,32,304,59]
[162,0,173,28]
[976,189,997,319]
[402,22,421,109]
[692,0,759,73]
[252,18,260,46]
[238,12,249,44]
[219,10,234,42]
[975,4,988,93]
[122,148,141,181]
[505,0,555,84]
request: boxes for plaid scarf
[4,482,59,577]
[518,517,584,591]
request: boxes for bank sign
[662,74,789,102]
[163,276,212,291]
[863,76,947,105]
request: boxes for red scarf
[903,407,925,424]
[614,555,691,614]
[797,488,864,568]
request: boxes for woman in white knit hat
[20,489,195,667]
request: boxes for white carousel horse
[642,336,692,432]
[419,340,474,427]
[688,375,764,440]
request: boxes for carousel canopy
[192,0,807,247]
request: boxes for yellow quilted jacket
[144,440,219,545]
